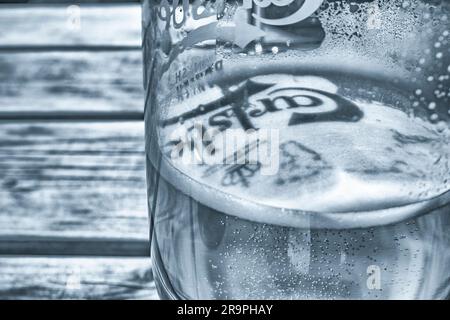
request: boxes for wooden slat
[0,111,143,122]
[0,235,149,257]
[2,1,140,3]
[0,51,144,113]
[0,257,157,299]
[0,121,148,240]
[0,4,141,46]
[0,45,140,52]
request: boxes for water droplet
[428,102,436,110]
[435,42,442,48]
[436,52,443,59]
[427,76,434,82]
[430,113,439,121]
[255,43,263,55]
[437,121,447,132]
[415,89,422,95]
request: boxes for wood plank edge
[0,111,144,122]
[0,235,150,257]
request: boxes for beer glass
[142,0,450,299]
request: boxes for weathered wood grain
[0,51,144,113]
[0,3,155,300]
[0,4,141,46]
[0,121,148,240]
[0,257,157,299]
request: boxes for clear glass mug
[142,0,450,299]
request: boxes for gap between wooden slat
[0,111,144,122]
[0,0,140,4]
[0,45,141,53]
[0,235,150,257]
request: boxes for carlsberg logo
[243,0,325,26]
[158,0,324,30]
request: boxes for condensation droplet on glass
[255,43,263,55]
[436,121,447,132]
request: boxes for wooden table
[0,2,158,299]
